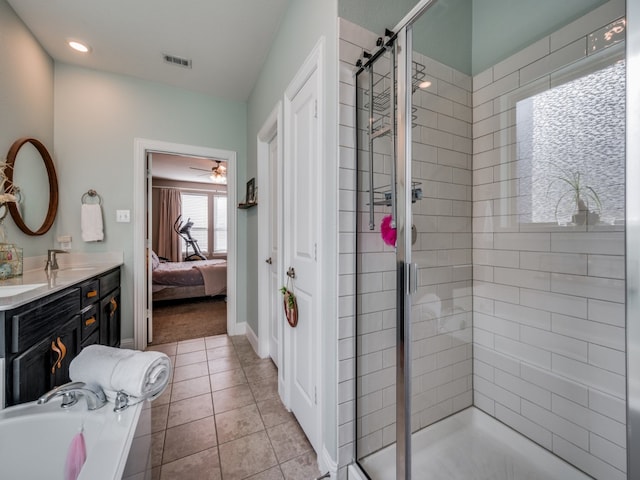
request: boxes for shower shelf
[364,60,427,115]
[370,182,423,206]
[370,125,392,139]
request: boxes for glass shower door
[400,2,474,477]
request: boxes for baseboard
[347,463,367,480]
[121,338,135,350]
[246,324,259,354]
[318,445,338,479]
[231,321,246,337]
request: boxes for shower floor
[351,407,591,480]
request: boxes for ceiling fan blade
[189,166,212,173]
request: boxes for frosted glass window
[517,59,625,225]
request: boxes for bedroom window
[180,191,228,256]
[213,195,227,253]
[181,193,209,254]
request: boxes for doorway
[149,152,229,344]
[258,102,284,393]
[133,138,239,351]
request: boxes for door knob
[287,267,296,278]
[265,257,272,265]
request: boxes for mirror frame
[5,137,59,236]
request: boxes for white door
[284,53,321,453]
[268,135,280,366]
[146,151,154,343]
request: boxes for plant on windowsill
[280,285,298,327]
[547,166,602,226]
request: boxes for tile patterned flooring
[146,334,322,480]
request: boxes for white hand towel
[69,345,171,400]
[81,203,104,242]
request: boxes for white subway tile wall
[337,0,626,478]
[337,17,473,468]
[471,2,627,480]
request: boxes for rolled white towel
[69,345,171,400]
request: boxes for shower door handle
[407,263,418,294]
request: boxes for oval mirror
[5,138,59,236]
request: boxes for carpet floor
[150,296,227,345]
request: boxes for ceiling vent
[162,53,192,69]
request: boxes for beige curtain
[157,188,182,262]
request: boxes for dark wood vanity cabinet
[99,269,120,348]
[12,315,81,404]
[2,267,121,407]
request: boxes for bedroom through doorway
[149,152,229,345]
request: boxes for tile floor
[146,334,322,480]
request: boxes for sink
[0,283,46,297]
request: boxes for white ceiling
[7,0,290,101]
[151,153,227,184]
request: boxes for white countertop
[0,252,123,311]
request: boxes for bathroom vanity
[0,261,122,407]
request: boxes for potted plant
[547,166,602,226]
[280,285,298,327]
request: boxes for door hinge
[314,99,318,118]
[314,386,317,405]
[314,243,317,261]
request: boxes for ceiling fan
[189,160,227,184]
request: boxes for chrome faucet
[37,381,107,410]
[44,249,67,273]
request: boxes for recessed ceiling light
[68,41,91,53]
[419,80,432,89]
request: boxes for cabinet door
[53,316,81,387]
[12,336,55,405]
[101,288,121,347]
[11,316,82,405]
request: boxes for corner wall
[0,0,55,255]
[53,63,247,340]
[471,2,626,478]
[246,0,339,468]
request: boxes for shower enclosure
[350,0,629,478]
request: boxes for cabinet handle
[110,298,118,318]
[85,317,96,327]
[57,338,67,369]
[86,290,98,298]
[51,340,61,374]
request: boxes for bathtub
[0,395,144,480]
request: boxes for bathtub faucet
[37,381,107,410]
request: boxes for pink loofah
[64,430,86,480]
[380,215,396,247]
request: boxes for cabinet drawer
[80,304,99,340]
[10,288,80,354]
[100,269,120,296]
[81,280,100,307]
[81,330,99,349]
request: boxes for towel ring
[81,189,102,205]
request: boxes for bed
[152,253,227,302]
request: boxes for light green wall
[53,63,247,340]
[0,0,56,255]
[472,0,608,74]
[247,0,339,461]
[339,0,420,35]
[413,0,472,74]
[339,0,608,74]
